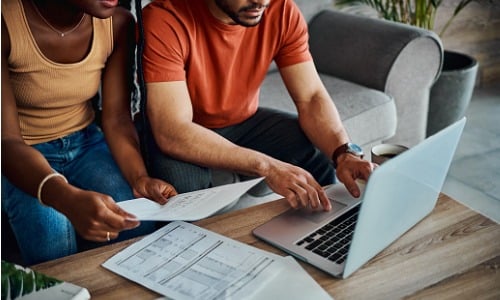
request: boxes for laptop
[253,118,466,278]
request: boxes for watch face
[347,143,363,156]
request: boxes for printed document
[117,178,264,221]
[102,221,284,300]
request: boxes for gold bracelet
[37,172,68,206]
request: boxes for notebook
[253,118,466,278]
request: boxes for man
[141,0,374,211]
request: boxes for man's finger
[292,184,309,208]
[304,176,330,211]
[345,179,361,198]
[284,190,299,209]
[299,182,320,209]
[318,188,331,211]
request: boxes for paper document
[258,256,333,300]
[154,256,333,300]
[102,221,285,300]
[118,178,264,221]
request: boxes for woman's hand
[57,188,141,242]
[132,176,178,205]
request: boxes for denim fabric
[146,107,335,193]
[2,124,156,265]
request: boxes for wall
[433,0,500,87]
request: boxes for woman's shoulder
[111,6,135,30]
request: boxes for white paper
[257,256,333,300]
[102,221,285,300]
[117,178,264,221]
[154,256,333,300]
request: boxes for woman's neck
[30,0,84,29]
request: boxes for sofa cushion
[293,0,332,23]
[259,72,397,148]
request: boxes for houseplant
[334,0,483,136]
[334,0,481,35]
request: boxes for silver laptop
[253,118,466,278]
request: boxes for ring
[106,231,110,242]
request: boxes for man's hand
[264,161,332,211]
[335,154,375,197]
[132,176,178,205]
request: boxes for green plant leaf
[7,272,22,300]
[1,260,62,300]
[21,271,34,296]
[334,0,486,36]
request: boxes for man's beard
[214,0,268,27]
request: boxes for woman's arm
[1,17,63,201]
[100,8,177,204]
[1,17,139,242]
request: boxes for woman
[1,0,177,265]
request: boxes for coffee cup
[371,144,409,165]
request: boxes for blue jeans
[2,124,156,265]
[145,108,335,193]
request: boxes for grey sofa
[261,0,443,155]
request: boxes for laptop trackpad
[295,200,347,224]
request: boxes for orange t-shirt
[142,0,312,128]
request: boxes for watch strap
[331,142,363,168]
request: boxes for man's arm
[147,81,332,210]
[280,61,374,197]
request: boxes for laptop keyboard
[296,205,360,264]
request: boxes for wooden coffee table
[32,193,500,299]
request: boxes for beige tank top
[2,0,113,145]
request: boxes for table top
[32,193,500,299]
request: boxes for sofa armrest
[308,9,443,146]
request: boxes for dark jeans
[2,124,156,265]
[145,108,335,193]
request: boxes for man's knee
[147,149,211,193]
[141,130,211,193]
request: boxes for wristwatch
[332,142,364,168]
